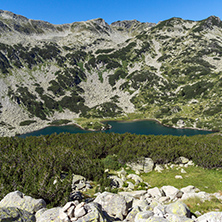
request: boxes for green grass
[84,164,222,214]
[105,165,222,214]
[141,166,222,193]
[183,196,222,214]
[75,118,106,130]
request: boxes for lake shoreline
[102,118,215,132]
[18,117,215,138]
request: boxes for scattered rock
[154,164,164,173]
[133,199,150,211]
[175,175,183,179]
[186,160,195,166]
[0,207,36,222]
[135,170,141,175]
[0,190,46,214]
[177,120,185,128]
[165,200,191,218]
[117,168,127,178]
[147,216,169,221]
[127,157,154,173]
[161,186,182,201]
[74,203,87,218]
[76,202,109,222]
[153,205,165,217]
[94,191,128,220]
[143,158,155,173]
[72,174,87,191]
[165,213,194,222]
[135,210,154,221]
[175,156,190,164]
[119,190,147,199]
[147,187,164,199]
[158,196,171,203]
[109,175,124,188]
[196,212,222,221]
[69,191,83,201]
[181,185,199,194]
[127,181,135,190]
[125,205,142,222]
[181,169,187,173]
[1,159,221,222]
[127,174,143,184]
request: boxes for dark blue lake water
[20,120,213,138]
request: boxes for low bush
[19,120,37,126]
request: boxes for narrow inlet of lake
[19,120,213,138]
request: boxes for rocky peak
[70,18,113,36]
[193,15,222,32]
[110,20,155,36]
[90,18,108,27]
[204,15,222,28]
[0,10,69,35]
[111,19,141,29]
[0,10,28,23]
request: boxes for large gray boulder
[143,158,155,173]
[180,185,199,194]
[135,210,154,222]
[0,191,46,214]
[109,175,124,188]
[49,201,108,222]
[132,199,150,210]
[196,212,222,222]
[76,202,109,222]
[153,205,165,217]
[180,185,211,201]
[146,216,169,222]
[161,186,183,200]
[0,207,35,222]
[128,157,154,173]
[125,206,142,222]
[36,207,61,222]
[175,157,189,164]
[93,192,128,220]
[165,200,191,218]
[72,174,86,191]
[119,190,147,199]
[147,187,165,199]
[127,174,143,184]
[165,213,194,222]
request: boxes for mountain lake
[19,120,214,138]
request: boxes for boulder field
[0,187,222,222]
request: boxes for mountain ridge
[0,11,222,136]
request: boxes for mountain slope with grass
[0,10,222,136]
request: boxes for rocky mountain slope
[0,10,222,136]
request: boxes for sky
[1,0,222,25]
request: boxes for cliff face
[0,11,222,136]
